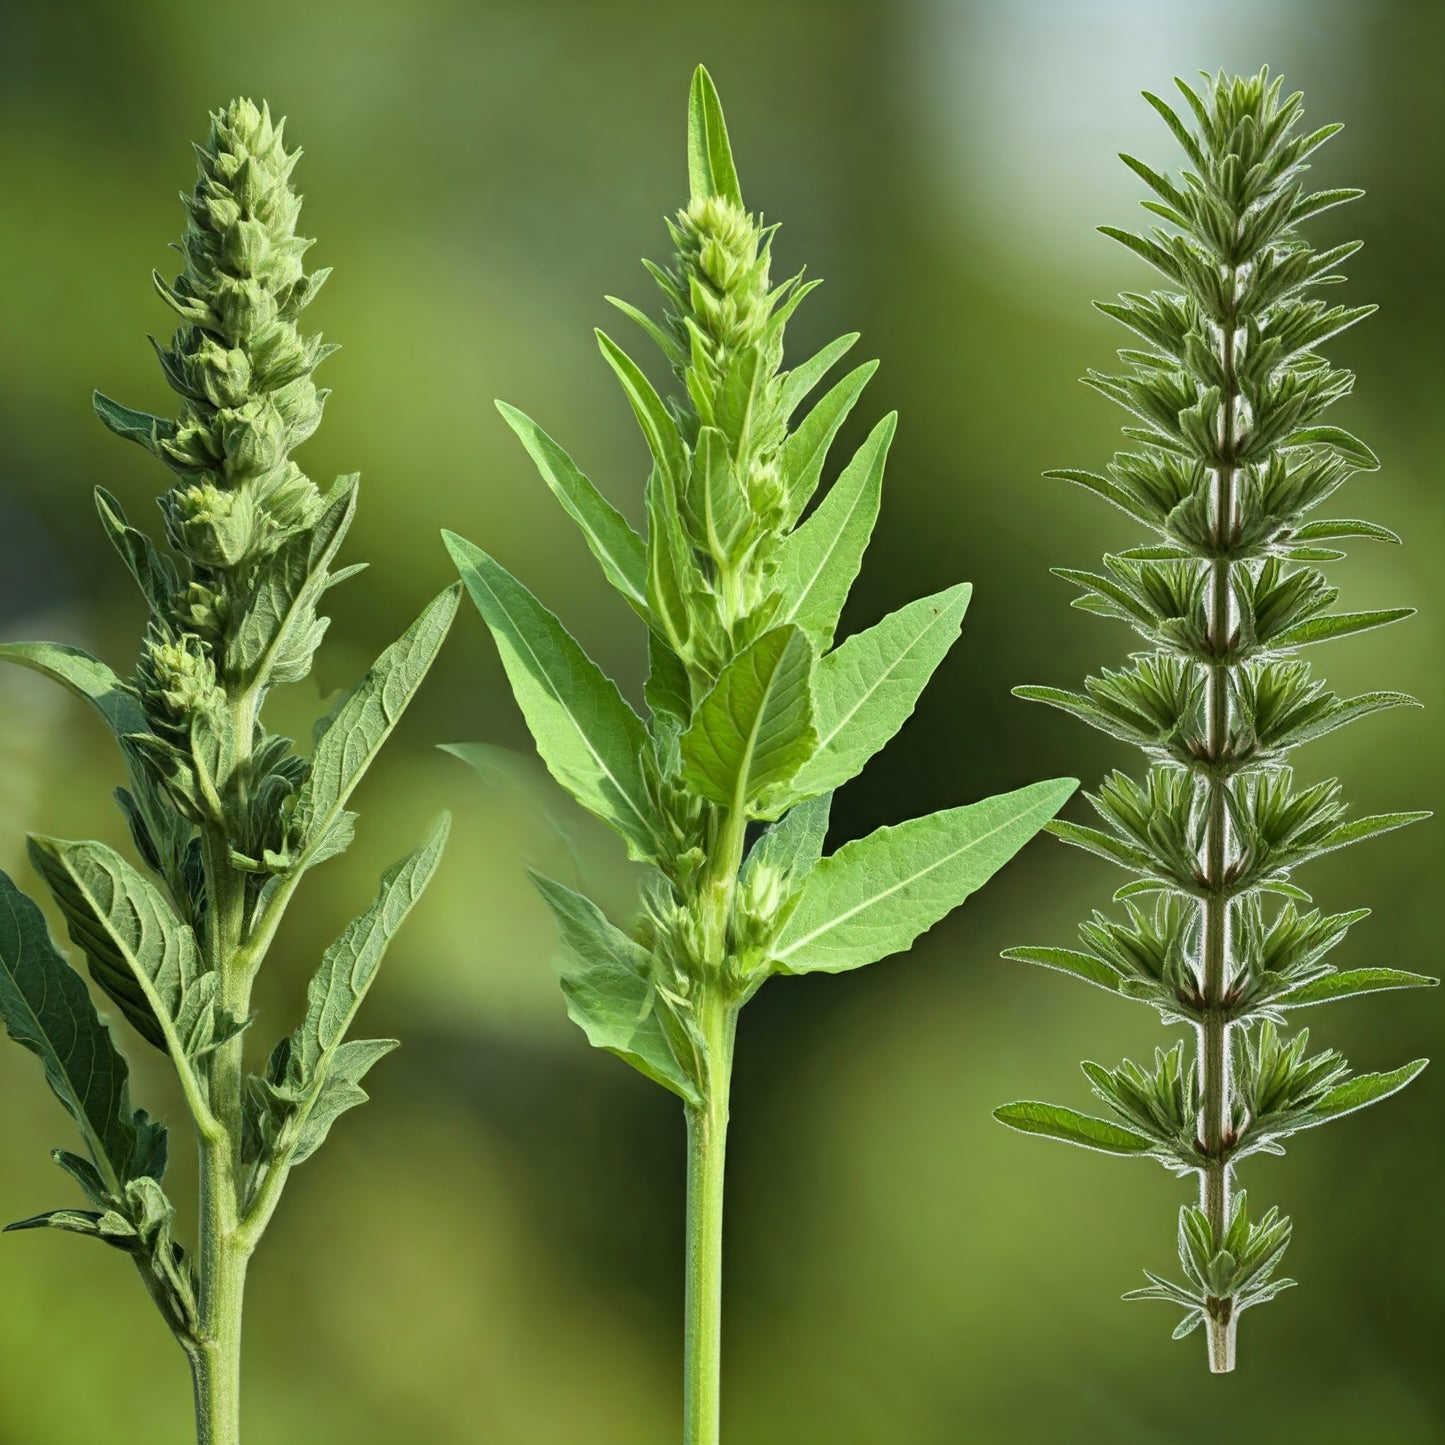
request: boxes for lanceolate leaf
[770,778,1076,974]
[779,360,879,527]
[1001,944,1126,995]
[531,872,700,1103]
[289,1038,398,1165]
[294,584,461,855]
[27,836,201,1056]
[779,333,860,420]
[293,815,451,1079]
[0,641,149,742]
[1303,1060,1428,1127]
[687,64,744,208]
[743,792,833,884]
[596,331,687,496]
[790,585,970,799]
[0,872,150,1193]
[94,489,178,619]
[993,1101,1155,1155]
[1278,968,1439,1008]
[774,413,893,647]
[680,625,817,813]
[444,533,658,860]
[496,400,648,613]
[1273,608,1414,649]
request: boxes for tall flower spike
[0,99,457,1443]
[996,69,1434,1373]
[446,66,1074,1444]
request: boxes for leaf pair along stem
[447,66,1073,1441]
[998,70,1433,1371]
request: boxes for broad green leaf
[993,1101,1155,1155]
[1306,1060,1428,1125]
[496,401,648,613]
[290,1038,398,1165]
[687,64,744,208]
[27,837,202,1057]
[680,625,817,813]
[0,872,152,1193]
[0,641,149,741]
[294,583,460,854]
[293,815,450,1078]
[445,533,658,860]
[789,585,970,799]
[744,792,833,884]
[770,778,1076,974]
[779,360,879,527]
[1274,608,1414,649]
[531,872,700,1103]
[596,331,687,496]
[775,413,894,647]
[1001,945,1126,995]
[1279,968,1439,1007]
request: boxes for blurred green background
[1,0,1440,1440]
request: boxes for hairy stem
[193,695,256,1441]
[1199,292,1240,1374]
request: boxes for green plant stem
[1200,285,1240,1376]
[684,993,736,1445]
[192,696,255,1444]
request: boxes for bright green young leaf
[687,64,743,208]
[775,413,894,647]
[771,778,1076,974]
[789,584,970,799]
[680,625,817,813]
[1001,945,1127,995]
[496,400,648,613]
[445,532,658,860]
[596,331,687,496]
[531,872,699,1103]
[743,792,833,885]
[1273,608,1414,649]
[994,1100,1155,1155]
[1305,1059,1429,1126]
[0,871,155,1194]
[779,360,878,526]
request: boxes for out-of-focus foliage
[0,1,1438,1441]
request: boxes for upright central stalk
[192,696,255,1445]
[1199,293,1240,1374]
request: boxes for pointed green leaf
[1307,1060,1428,1125]
[531,872,699,1103]
[993,1101,1155,1155]
[790,585,970,798]
[775,412,894,647]
[687,65,744,208]
[779,333,860,419]
[1310,810,1430,856]
[596,331,687,496]
[294,583,460,854]
[680,625,817,813]
[495,401,647,613]
[779,360,879,526]
[0,872,150,1194]
[1279,968,1438,1007]
[94,489,177,620]
[293,815,450,1078]
[289,1038,398,1165]
[1001,945,1126,995]
[91,391,173,456]
[1274,608,1414,648]
[0,641,149,741]
[770,778,1076,974]
[444,533,658,860]
[27,837,201,1058]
